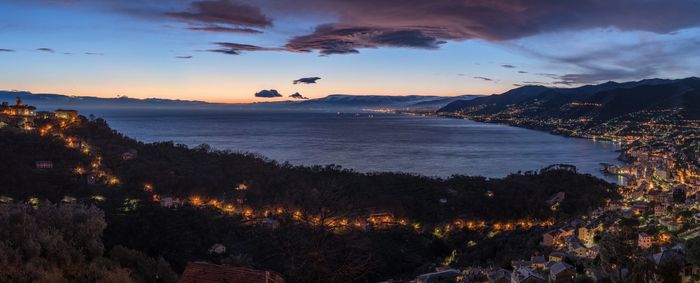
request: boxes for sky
[1,0,699,103]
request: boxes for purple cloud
[187,25,263,34]
[208,42,281,55]
[293,77,321,84]
[166,0,272,27]
[254,89,282,98]
[285,24,444,55]
[289,92,308,99]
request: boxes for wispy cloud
[473,76,493,81]
[208,42,281,55]
[187,25,262,34]
[36,48,55,53]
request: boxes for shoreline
[375,109,631,184]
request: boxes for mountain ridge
[438,77,700,120]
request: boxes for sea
[84,108,624,183]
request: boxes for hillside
[438,77,700,121]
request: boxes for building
[160,196,184,209]
[121,149,138,161]
[179,262,284,283]
[54,109,78,121]
[548,252,566,262]
[510,267,545,283]
[1,97,36,117]
[578,220,603,247]
[208,243,227,255]
[35,161,53,169]
[655,204,668,218]
[549,262,576,282]
[415,269,460,283]
[638,233,653,249]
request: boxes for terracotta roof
[179,262,284,283]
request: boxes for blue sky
[1,0,699,103]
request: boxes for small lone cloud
[84,52,104,56]
[176,55,193,59]
[473,76,493,81]
[501,64,516,68]
[293,77,321,84]
[254,89,283,98]
[518,71,528,74]
[0,48,15,52]
[208,42,280,55]
[289,92,308,100]
[188,25,263,34]
[37,48,55,53]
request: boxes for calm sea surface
[86,109,622,182]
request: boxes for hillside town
[430,101,700,282]
[3,99,700,282]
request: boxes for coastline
[367,108,630,184]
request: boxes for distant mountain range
[0,91,211,112]
[289,94,482,111]
[0,90,481,112]
[438,77,700,120]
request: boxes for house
[548,252,566,262]
[578,220,603,246]
[655,204,668,218]
[208,243,227,255]
[55,109,78,121]
[542,230,556,246]
[630,201,648,216]
[549,262,576,282]
[529,255,546,269]
[487,268,510,283]
[179,262,284,283]
[638,233,653,249]
[35,160,53,169]
[510,267,545,283]
[415,269,460,283]
[568,241,588,257]
[35,111,55,119]
[121,149,138,161]
[542,226,575,247]
[548,192,566,207]
[160,196,184,209]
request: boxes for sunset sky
[1,0,699,103]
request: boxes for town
[431,96,700,282]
